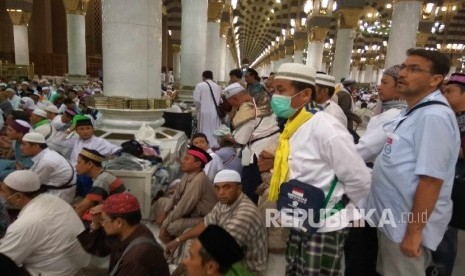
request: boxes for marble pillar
[218,37,227,82]
[384,1,422,69]
[172,44,181,82]
[8,11,31,65]
[359,70,365,83]
[307,42,324,70]
[102,0,162,98]
[206,22,221,79]
[294,50,304,64]
[63,0,90,80]
[365,65,374,84]
[320,62,327,73]
[181,0,208,87]
[351,66,359,82]
[333,9,362,82]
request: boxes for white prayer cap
[22,132,46,144]
[214,169,241,184]
[20,97,35,110]
[5,88,15,94]
[44,105,58,114]
[21,81,29,85]
[33,108,47,118]
[4,170,41,192]
[0,82,6,87]
[213,124,231,138]
[275,63,316,86]
[42,86,50,90]
[316,73,336,88]
[36,102,47,109]
[223,82,245,99]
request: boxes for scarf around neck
[382,100,407,112]
[268,107,313,201]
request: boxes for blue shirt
[366,90,460,250]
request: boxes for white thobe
[193,79,222,148]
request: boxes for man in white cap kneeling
[165,169,267,275]
[0,170,89,275]
[21,132,76,203]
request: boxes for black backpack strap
[395,100,448,131]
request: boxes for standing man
[20,132,76,203]
[193,70,222,148]
[314,72,347,127]
[229,68,247,88]
[222,82,279,204]
[366,49,459,275]
[268,63,371,275]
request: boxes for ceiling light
[168,30,172,36]
[301,18,307,26]
[231,0,238,10]
[386,3,392,9]
[276,0,281,3]
[271,8,274,13]
[233,16,238,24]
[290,19,296,27]
[290,28,295,35]
[304,0,313,14]
[332,1,337,11]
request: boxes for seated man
[158,146,217,243]
[20,132,76,203]
[74,148,126,217]
[0,170,90,275]
[0,119,33,180]
[77,193,169,276]
[192,133,224,181]
[29,108,56,142]
[166,170,268,275]
[183,225,251,276]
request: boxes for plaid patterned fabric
[285,228,349,276]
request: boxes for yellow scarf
[268,108,313,201]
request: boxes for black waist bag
[277,178,341,237]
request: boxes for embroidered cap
[316,73,336,88]
[447,73,465,86]
[4,170,41,192]
[44,105,59,114]
[8,119,30,134]
[198,225,244,269]
[22,132,46,144]
[214,169,241,184]
[223,82,245,99]
[79,147,105,163]
[383,65,402,80]
[103,193,140,214]
[275,63,316,86]
[187,145,212,165]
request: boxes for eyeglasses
[399,64,433,74]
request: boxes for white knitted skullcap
[214,169,241,184]
[33,108,47,118]
[316,73,336,88]
[44,105,58,114]
[4,170,41,192]
[223,82,245,99]
[22,132,46,144]
[275,63,316,86]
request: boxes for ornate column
[7,9,31,65]
[306,27,328,70]
[351,65,359,82]
[63,0,90,82]
[293,31,306,63]
[320,62,327,73]
[181,0,208,87]
[384,0,422,69]
[172,44,181,83]
[333,8,363,82]
[218,19,229,82]
[284,39,294,63]
[365,64,374,84]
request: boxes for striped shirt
[86,171,126,203]
[204,193,267,275]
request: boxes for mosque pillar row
[206,1,223,80]
[63,0,90,82]
[365,63,374,84]
[332,8,363,82]
[306,27,328,70]
[293,31,306,64]
[350,65,360,81]
[8,10,31,66]
[181,0,208,87]
[384,0,422,69]
[172,44,181,83]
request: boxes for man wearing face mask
[267,63,371,275]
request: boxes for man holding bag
[268,63,371,275]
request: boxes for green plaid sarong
[285,228,349,276]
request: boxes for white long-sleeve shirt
[0,194,90,276]
[288,112,371,232]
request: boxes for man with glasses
[366,48,460,275]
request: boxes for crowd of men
[0,47,463,276]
